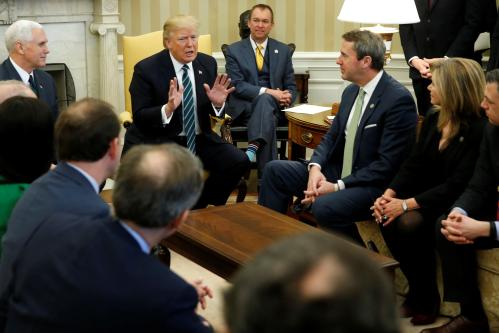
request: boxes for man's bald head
[0,80,36,104]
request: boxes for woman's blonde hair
[430,58,484,141]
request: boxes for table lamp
[337,0,420,63]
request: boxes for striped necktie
[256,44,264,72]
[341,88,366,178]
[181,64,196,153]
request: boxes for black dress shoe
[410,293,440,325]
[420,315,489,333]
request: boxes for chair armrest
[210,114,234,144]
[119,111,133,129]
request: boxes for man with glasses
[123,14,249,209]
[225,4,297,180]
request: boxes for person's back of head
[0,80,36,104]
[0,96,53,183]
[113,143,204,229]
[238,10,251,39]
[224,232,399,333]
[54,97,120,163]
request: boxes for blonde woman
[372,58,486,326]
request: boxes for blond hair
[430,58,484,142]
[162,15,199,43]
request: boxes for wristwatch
[402,200,408,213]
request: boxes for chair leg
[236,177,248,203]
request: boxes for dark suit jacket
[224,37,296,119]
[0,58,58,118]
[5,214,210,333]
[389,110,486,218]
[399,0,482,79]
[310,71,418,189]
[454,123,499,220]
[123,49,223,153]
[0,163,110,330]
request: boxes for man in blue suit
[0,98,120,330]
[225,4,296,177]
[0,20,58,118]
[259,30,418,244]
[4,144,212,333]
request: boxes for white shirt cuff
[408,56,419,67]
[259,87,266,95]
[308,163,321,171]
[161,104,173,125]
[337,179,345,190]
[212,102,225,117]
[451,207,468,216]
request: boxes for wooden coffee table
[163,203,398,280]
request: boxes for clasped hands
[301,167,337,205]
[165,74,235,116]
[266,88,292,107]
[440,211,489,245]
[371,190,404,226]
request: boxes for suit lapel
[357,72,387,130]
[241,38,259,81]
[267,39,279,87]
[192,59,208,106]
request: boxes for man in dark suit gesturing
[225,4,296,177]
[259,30,417,244]
[4,144,213,333]
[123,15,249,209]
[0,20,58,118]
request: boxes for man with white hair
[0,20,58,118]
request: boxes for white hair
[0,80,36,103]
[4,20,43,53]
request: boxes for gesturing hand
[165,77,183,117]
[203,74,235,107]
[190,279,213,310]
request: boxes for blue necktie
[181,64,196,153]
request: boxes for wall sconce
[337,0,420,64]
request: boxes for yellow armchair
[120,32,212,127]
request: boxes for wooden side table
[286,110,331,160]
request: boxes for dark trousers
[194,135,250,208]
[435,215,499,316]
[412,78,432,117]
[122,131,250,209]
[233,94,283,177]
[258,160,381,244]
[381,210,439,310]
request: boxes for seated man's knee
[262,160,284,179]
[312,196,339,225]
